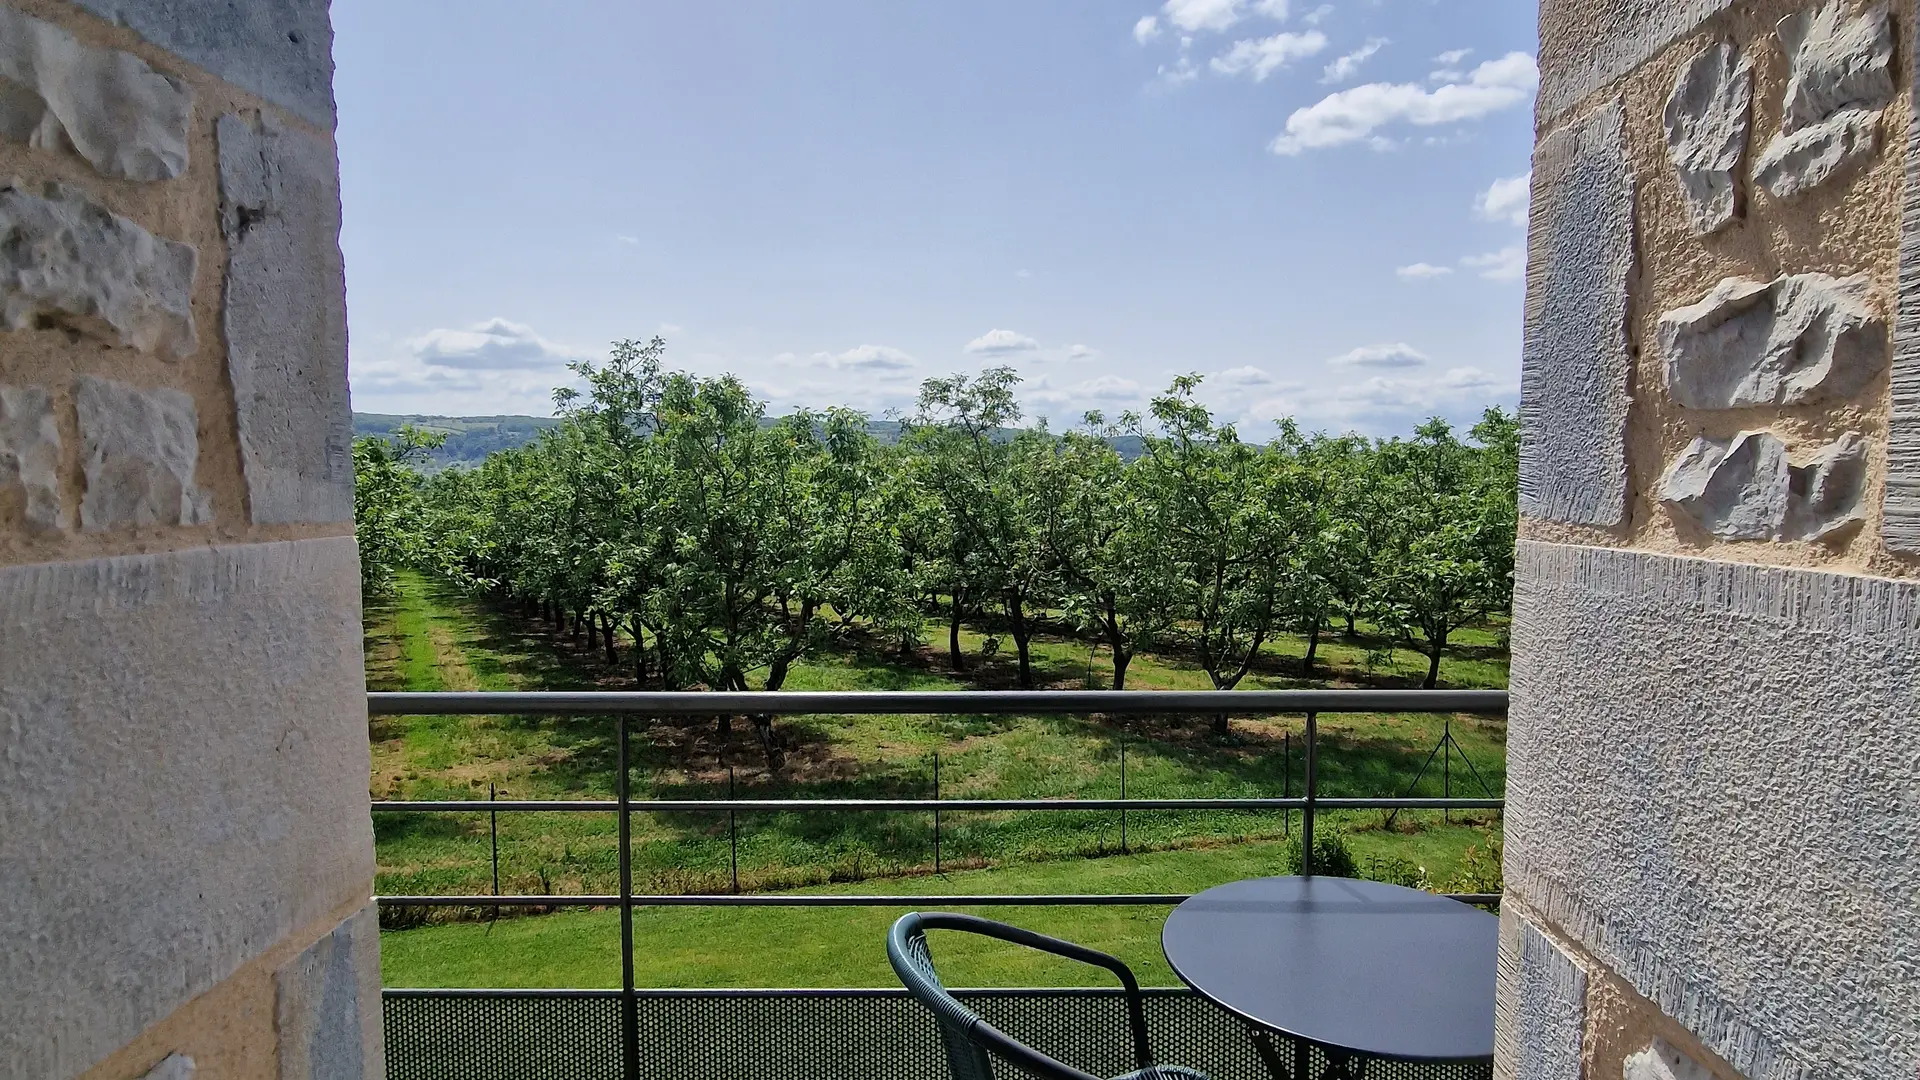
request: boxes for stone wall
[0,1,377,1078]
[1506,2,1920,1078]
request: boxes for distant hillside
[354,413,1146,470]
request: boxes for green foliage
[1440,833,1505,894]
[353,424,446,596]
[373,342,1515,765]
[1280,829,1359,878]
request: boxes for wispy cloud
[1461,245,1527,281]
[1429,48,1473,80]
[777,344,918,372]
[1474,171,1531,227]
[965,329,1042,355]
[1321,37,1386,85]
[1134,15,1162,44]
[1270,52,1538,155]
[1066,344,1098,360]
[1395,263,1454,280]
[1212,31,1328,80]
[1328,342,1429,368]
[408,319,585,371]
[1300,4,1333,25]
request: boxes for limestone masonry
[0,0,376,1077]
[1508,0,1918,1077]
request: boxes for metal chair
[887,911,1209,1080]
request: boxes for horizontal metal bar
[381,987,1203,999]
[376,892,1501,909]
[368,689,1507,717]
[371,796,1503,813]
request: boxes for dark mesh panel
[384,989,1494,1080]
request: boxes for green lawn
[382,830,1501,989]
[368,572,1506,987]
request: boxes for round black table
[1162,876,1497,1076]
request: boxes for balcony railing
[370,690,1507,1080]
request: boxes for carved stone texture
[1664,43,1752,234]
[218,113,352,525]
[1624,1039,1714,1080]
[275,904,383,1080]
[1519,100,1635,527]
[0,383,60,532]
[1755,2,1895,198]
[1508,542,1920,1080]
[0,180,197,358]
[1537,0,1737,126]
[1887,2,1920,551]
[0,6,192,182]
[62,0,336,128]
[1660,272,1884,409]
[1494,911,1587,1080]
[1659,430,1867,541]
[138,1055,195,1080]
[74,375,211,530]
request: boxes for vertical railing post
[1119,738,1128,855]
[728,766,740,894]
[1302,712,1318,877]
[933,752,942,875]
[1443,719,1452,825]
[1282,731,1291,838]
[489,782,500,921]
[617,715,638,1080]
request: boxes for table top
[1160,876,1498,1062]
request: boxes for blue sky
[335,0,1538,436]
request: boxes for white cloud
[1395,263,1454,280]
[1321,37,1386,84]
[1301,3,1334,24]
[779,344,918,373]
[1066,344,1098,360]
[1080,375,1145,400]
[1269,52,1538,155]
[1134,15,1162,44]
[1474,171,1531,227]
[1252,0,1290,17]
[1461,245,1527,281]
[1215,364,1279,386]
[1015,268,1034,279]
[1328,342,1429,368]
[1154,52,1202,87]
[965,329,1041,355]
[1227,364,1512,433]
[1163,0,1249,33]
[1212,31,1328,80]
[1432,48,1472,66]
[409,318,584,371]
[614,234,639,245]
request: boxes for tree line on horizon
[355,338,1517,762]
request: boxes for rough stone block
[138,1054,195,1080]
[62,0,335,129]
[217,112,351,525]
[1519,101,1635,527]
[0,383,61,531]
[0,180,197,357]
[275,904,383,1080]
[0,5,192,181]
[1493,910,1586,1080]
[1889,13,1920,551]
[74,374,211,530]
[1624,1039,1714,1080]
[0,538,372,1080]
[1658,430,1868,542]
[1507,542,1920,1080]
[1755,2,1895,198]
[1663,42,1751,234]
[1537,0,1737,125]
[1659,272,1884,410]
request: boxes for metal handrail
[370,689,1507,1075]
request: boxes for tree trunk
[1212,712,1230,736]
[1423,645,1443,689]
[1111,648,1132,691]
[1302,618,1321,676]
[1344,611,1357,637]
[1008,596,1033,689]
[584,613,597,650]
[631,618,649,685]
[948,592,966,672]
[601,614,618,664]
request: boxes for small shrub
[1366,854,1429,889]
[1281,829,1359,878]
[1442,833,1504,894]
[979,635,1001,657]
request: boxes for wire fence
[371,690,1507,1080]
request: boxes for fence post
[1302,712,1318,877]
[933,752,942,875]
[489,782,500,920]
[1282,731,1290,839]
[1443,720,1451,825]
[1119,739,1128,855]
[617,715,638,1080]
[728,766,740,894]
